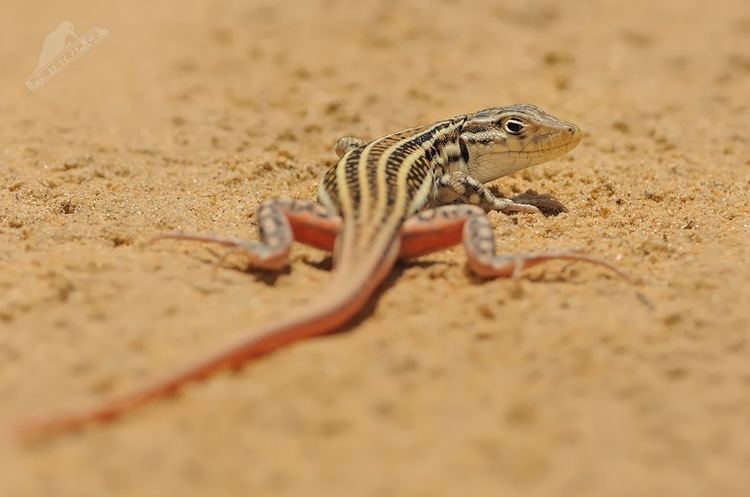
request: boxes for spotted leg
[152,199,341,269]
[399,205,629,279]
[435,171,540,214]
[334,136,367,158]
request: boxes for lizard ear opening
[459,136,470,163]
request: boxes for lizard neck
[420,115,469,179]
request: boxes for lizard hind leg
[462,214,630,280]
[15,199,342,440]
[399,205,628,280]
[151,198,341,271]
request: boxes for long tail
[16,238,400,440]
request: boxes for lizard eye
[503,118,526,135]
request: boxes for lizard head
[458,104,582,182]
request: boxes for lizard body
[19,104,625,438]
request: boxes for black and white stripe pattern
[318,117,468,256]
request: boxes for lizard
[18,103,627,439]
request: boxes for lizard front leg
[153,198,341,269]
[399,205,628,280]
[334,136,367,158]
[434,171,540,214]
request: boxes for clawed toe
[499,202,541,215]
[149,233,247,249]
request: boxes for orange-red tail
[16,240,400,441]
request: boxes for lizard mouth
[540,136,581,154]
[502,135,582,158]
[473,131,583,181]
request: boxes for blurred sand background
[1,1,749,496]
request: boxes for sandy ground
[1,0,749,496]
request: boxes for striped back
[318,118,465,227]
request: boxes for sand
[1,1,749,496]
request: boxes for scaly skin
[17,104,627,440]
